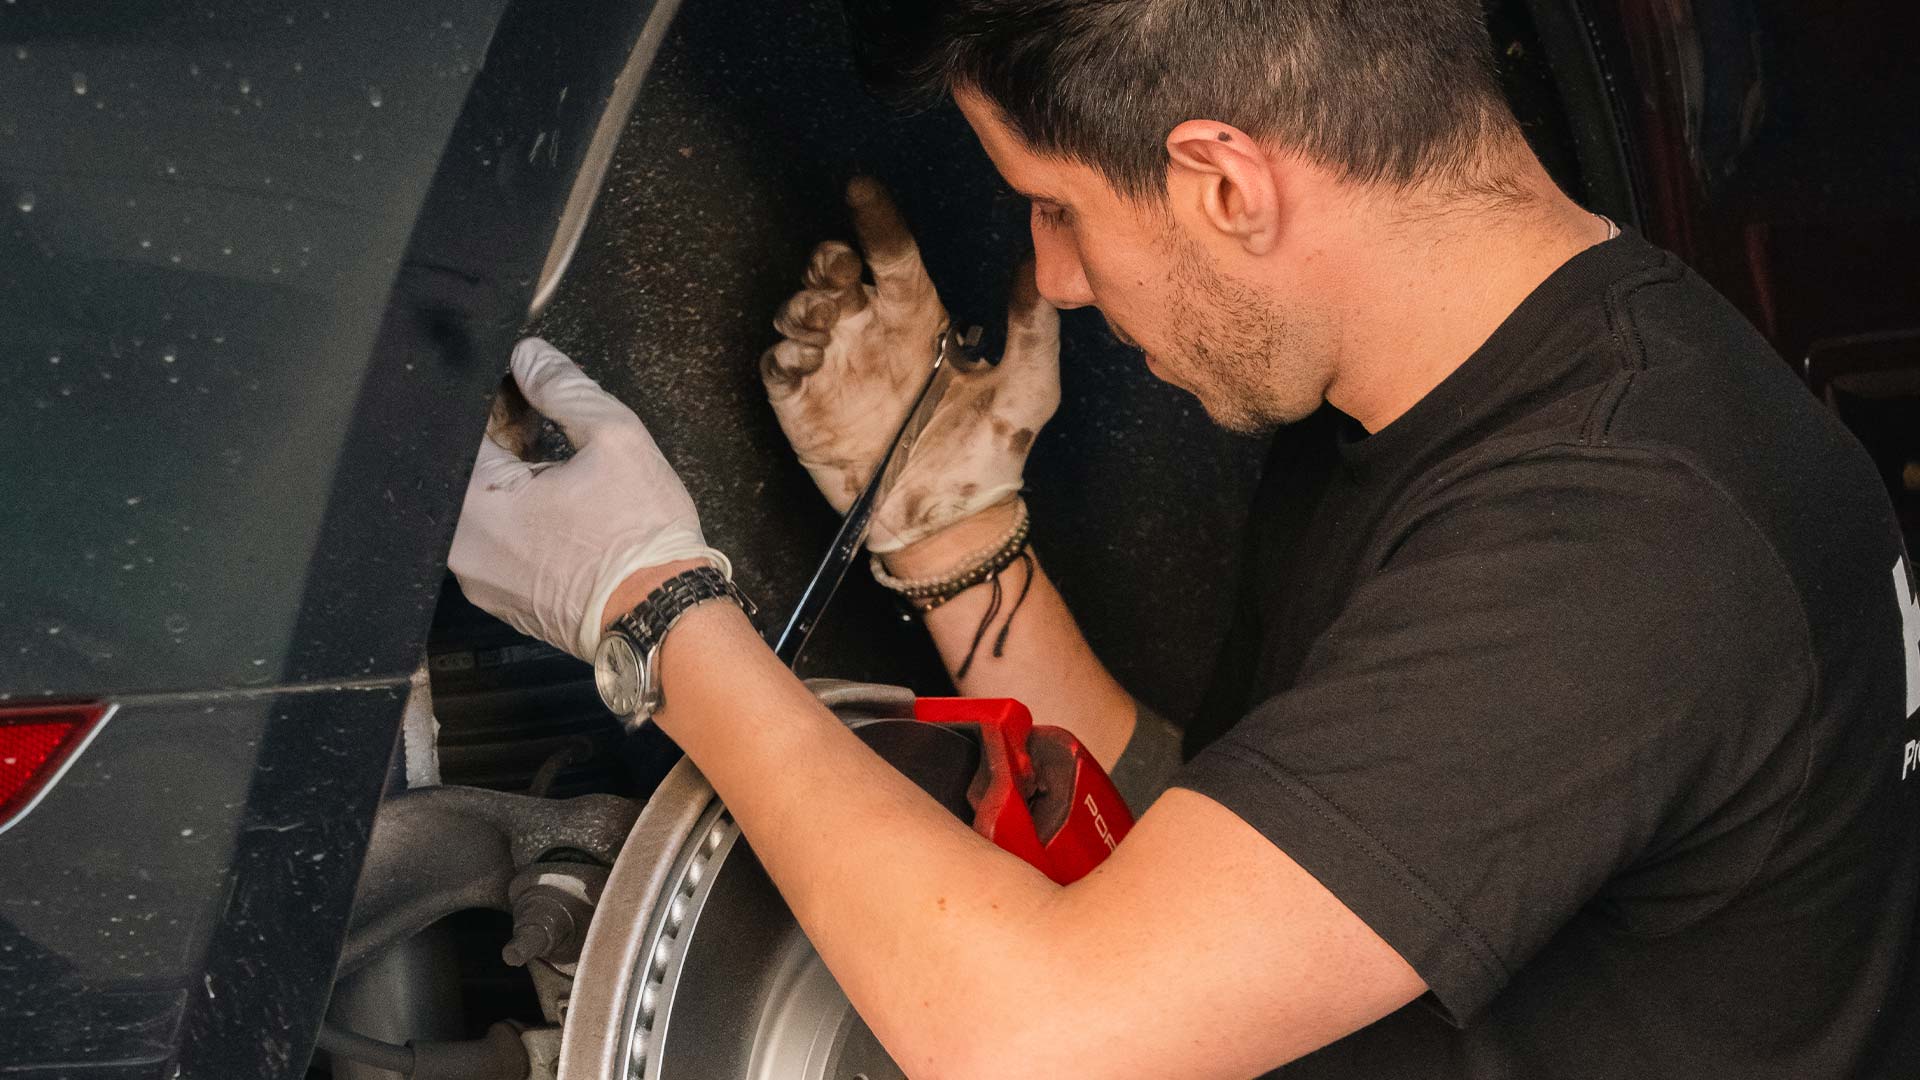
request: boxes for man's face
[956,90,1331,433]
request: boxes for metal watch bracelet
[596,566,755,722]
[610,566,754,653]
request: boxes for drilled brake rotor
[558,708,981,1080]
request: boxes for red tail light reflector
[0,703,112,835]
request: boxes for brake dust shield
[557,712,981,1080]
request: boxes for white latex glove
[762,177,1061,554]
[449,337,727,661]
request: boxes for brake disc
[557,708,981,1080]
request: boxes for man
[449,1,1920,1076]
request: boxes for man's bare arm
[637,591,1427,1080]
[881,498,1141,770]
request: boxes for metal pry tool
[772,323,983,668]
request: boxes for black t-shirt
[1177,232,1920,1079]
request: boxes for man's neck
[1321,172,1613,434]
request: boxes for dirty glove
[449,337,728,661]
[762,177,1061,554]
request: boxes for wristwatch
[593,565,755,725]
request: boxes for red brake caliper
[913,698,1134,885]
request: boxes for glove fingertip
[759,346,800,396]
[509,338,578,403]
[1008,256,1041,309]
[805,241,864,291]
[510,335,564,378]
[468,441,534,494]
[846,177,931,289]
[1005,259,1060,342]
[761,341,824,395]
[772,291,838,346]
[1003,312,1061,369]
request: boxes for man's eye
[1031,203,1071,229]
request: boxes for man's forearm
[648,600,1077,1077]
[882,501,1139,769]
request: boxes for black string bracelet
[954,548,1036,679]
[870,499,1036,678]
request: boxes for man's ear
[1165,120,1281,256]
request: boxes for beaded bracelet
[870,498,1037,679]
[870,498,1031,610]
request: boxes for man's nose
[1031,226,1095,310]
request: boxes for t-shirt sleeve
[1174,449,1813,1023]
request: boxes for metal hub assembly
[557,695,981,1080]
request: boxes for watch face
[594,634,646,717]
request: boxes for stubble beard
[1160,233,1326,436]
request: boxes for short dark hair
[844,0,1515,199]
